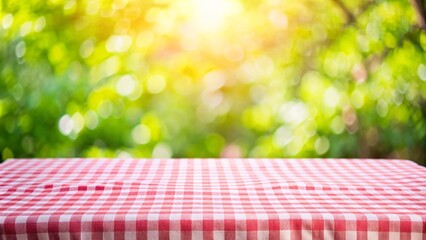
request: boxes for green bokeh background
[1,0,425,165]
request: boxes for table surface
[0,158,425,240]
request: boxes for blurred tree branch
[410,0,426,31]
[292,0,376,86]
[300,0,422,81]
[330,0,356,22]
[365,27,424,72]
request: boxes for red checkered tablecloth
[0,158,425,239]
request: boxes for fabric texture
[0,158,425,240]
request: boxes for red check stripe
[0,158,425,239]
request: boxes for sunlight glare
[191,0,241,33]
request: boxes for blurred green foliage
[1,0,425,165]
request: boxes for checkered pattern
[0,158,425,239]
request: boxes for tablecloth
[0,158,425,240]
